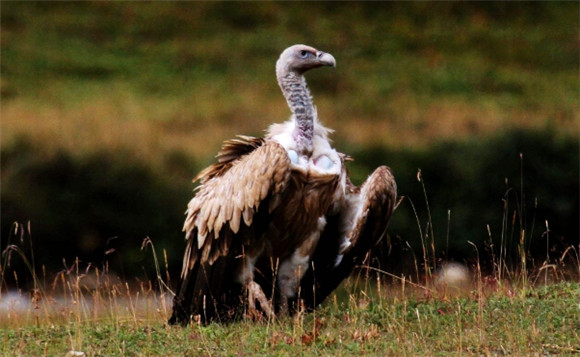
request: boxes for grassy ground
[2,225,579,356]
[2,219,578,356]
[1,4,579,355]
[1,277,579,356]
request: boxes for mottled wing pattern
[181,139,292,277]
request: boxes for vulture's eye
[300,50,309,58]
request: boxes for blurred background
[1,2,578,288]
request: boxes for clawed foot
[246,280,275,320]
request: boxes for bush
[349,129,578,272]
[1,138,190,288]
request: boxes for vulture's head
[276,44,336,77]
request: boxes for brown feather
[346,166,396,249]
[182,139,292,269]
[194,136,265,183]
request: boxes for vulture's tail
[169,250,243,325]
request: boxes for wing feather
[344,166,397,251]
[182,138,291,269]
[194,136,265,183]
[243,206,254,226]
[229,207,241,234]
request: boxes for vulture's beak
[317,51,336,68]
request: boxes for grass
[1,265,579,356]
[2,2,578,162]
[2,168,579,356]
[1,190,578,357]
[1,4,579,355]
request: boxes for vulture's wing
[296,165,397,310]
[193,135,265,184]
[170,136,292,324]
[182,136,291,270]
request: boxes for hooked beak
[317,51,336,68]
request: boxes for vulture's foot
[279,295,289,316]
[246,281,275,320]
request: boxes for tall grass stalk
[405,196,430,285]
[140,237,173,319]
[418,170,437,271]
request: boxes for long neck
[277,71,314,154]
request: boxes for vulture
[169,44,397,325]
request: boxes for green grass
[1,279,578,356]
[1,4,579,355]
[2,221,579,356]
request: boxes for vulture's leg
[246,280,275,319]
[277,217,325,314]
[238,251,275,320]
[297,166,397,311]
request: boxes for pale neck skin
[276,66,315,155]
